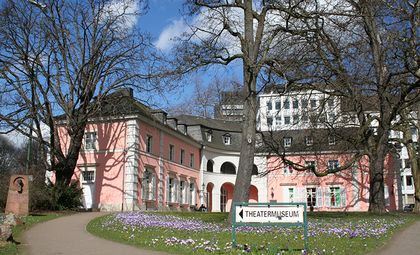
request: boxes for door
[81,168,96,209]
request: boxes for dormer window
[305,136,313,146]
[223,133,231,145]
[206,130,213,142]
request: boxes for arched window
[207,160,214,172]
[221,162,236,174]
[252,164,258,175]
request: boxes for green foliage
[48,182,83,211]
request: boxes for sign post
[232,202,308,251]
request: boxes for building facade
[60,88,409,212]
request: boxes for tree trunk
[228,0,258,223]
[367,133,387,213]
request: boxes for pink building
[57,89,399,212]
[60,90,201,211]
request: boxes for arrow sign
[234,204,304,224]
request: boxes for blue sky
[137,0,242,111]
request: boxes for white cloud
[102,0,140,31]
[154,19,189,51]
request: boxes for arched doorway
[249,185,258,203]
[220,182,235,212]
[206,183,214,212]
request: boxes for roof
[259,127,363,154]
[175,115,242,132]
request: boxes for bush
[30,180,83,211]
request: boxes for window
[252,164,259,175]
[283,98,290,109]
[223,134,231,145]
[142,169,156,201]
[146,135,153,153]
[81,169,95,183]
[406,176,413,186]
[206,130,212,142]
[189,183,195,205]
[275,117,282,126]
[180,149,185,165]
[221,162,236,174]
[410,127,417,137]
[275,101,281,110]
[404,159,411,168]
[284,116,291,125]
[305,136,313,146]
[310,99,317,109]
[302,113,309,123]
[329,187,341,207]
[293,114,299,125]
[207,160,214,172]
[180,180,185,204]
[84,132,97,150]
[189,153,194,168]
[305,161,316,173]
[267,117,273,128]
[220,187,227,212]
[267,101,272,110]
[288,188,295,202]
[168,177,174,203]
[283,164,293,174]
[328,160,340,171]
[327,98,334,107]
[328,113,336,122]
[302,99,308,108]
[307,188,317,207]
[169,145,175,161]
[283,137,292,147]
[328,136,336,145]
[293,99,299,109]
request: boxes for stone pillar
[5,175,30,216]
[124,119,139,211]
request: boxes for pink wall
[60,117,201,211]
[267,153,397,212]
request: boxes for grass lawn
[87,211,420,255]
[0,213,64,255]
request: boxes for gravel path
[20,212,169,255]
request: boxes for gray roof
[176,115,242,132]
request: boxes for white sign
[234,204,304,223]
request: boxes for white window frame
[306,187,317,207]
[189,153,194,168]
[328,160,339,171]
[305,136,313,146]
[84,132,97,150]
[169,144,175,161]
[142,168,156,201]
[81,166,95,183]
[328,136,336,145]
[223,134,231,145]
[146,135,153,153]
[283,137,292,147]
[189,182,195,205]
[180,149,185,165]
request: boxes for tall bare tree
[175,1,322,219]
[0,0,161,193]
[265,0,420,212]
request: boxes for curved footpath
[19,212,169,255]
[18,212,420,255]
